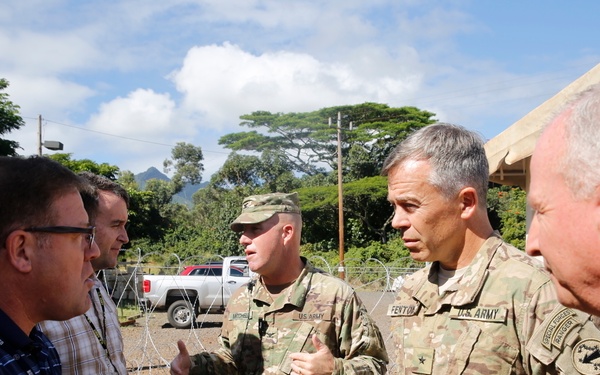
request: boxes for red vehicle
[180,264,246,277]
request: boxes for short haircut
[0,156,87,246]
[381,123,489,204]
[78,171,130,208]
[559,83,600,199]
[80,183,100,223]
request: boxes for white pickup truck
[142,256,253,328]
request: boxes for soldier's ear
[458,187,477,219]
[282,223,294,241]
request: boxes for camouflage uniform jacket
[389,234,600,374]
[190,258,388,374]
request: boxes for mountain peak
[134,167,207,207]
[135,167,170,188]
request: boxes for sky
[1,0,599,179]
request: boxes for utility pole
[36,115,64,155]
[336,112,345,280]
[37,114,42,156]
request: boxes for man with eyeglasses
[0,156,100,374]
[39,172,130,374]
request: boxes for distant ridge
[134,167,169,189]
[134,167,207,206]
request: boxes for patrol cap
[230,192,301,232]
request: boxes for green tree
[487,185,527,250]
[117,170,140,190]
[163,142,204,194]
[0,79,25,156]
[211,151,301,193]
[219,103,436,177]
[298,176,391,250]
[210,153,263,189]
[125,189,168,246]
[342,177,393,244]
[256,150,301,193]
[145,179,176,209]
[48,153,121,179]
[191,185,254,256]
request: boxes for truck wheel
[167,300,196,329]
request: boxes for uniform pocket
[451,324,519,374]
[277,322,314,374]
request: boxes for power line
[22,116,230,155]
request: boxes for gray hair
[381,123,489,204]
[560,83,600,199]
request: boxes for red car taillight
[143,279,150,293]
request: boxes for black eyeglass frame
[24,226,96,249]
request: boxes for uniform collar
[414,233,504,310]
[252,257,313,310]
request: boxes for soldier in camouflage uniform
[381,123,600,374]
[170,192,388,375]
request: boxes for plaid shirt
[0,308,61,375]
[38,276,127,375]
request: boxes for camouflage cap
[230,192,301,232]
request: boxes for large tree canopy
[219,103,436,176]
[0,79,25,156]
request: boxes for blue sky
[1,0,599,178]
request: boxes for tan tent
[485,62,600,189]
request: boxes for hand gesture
[289,334,335,375]
[170,340,191,375]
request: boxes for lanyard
[85,288,119,374]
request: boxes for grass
[118,302,143,325]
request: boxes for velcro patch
[413,347,434,374]
[293,311,331,321]
[449,306,507,323]
[572,338,600,375]
[229,311,252,320]
[542,308,576,350]
[387,304,419,316]
[552,317,578,349]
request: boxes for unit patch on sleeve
[572,338,600,375]
[542,307,577,350]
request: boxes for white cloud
[0,30,102,75]
[88,89,178,138]
[170,43,424,129]
[76,89,181,174]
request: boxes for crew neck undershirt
[437,265,467,295]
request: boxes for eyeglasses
[24,226,96,250]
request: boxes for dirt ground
[122,291,397,374]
